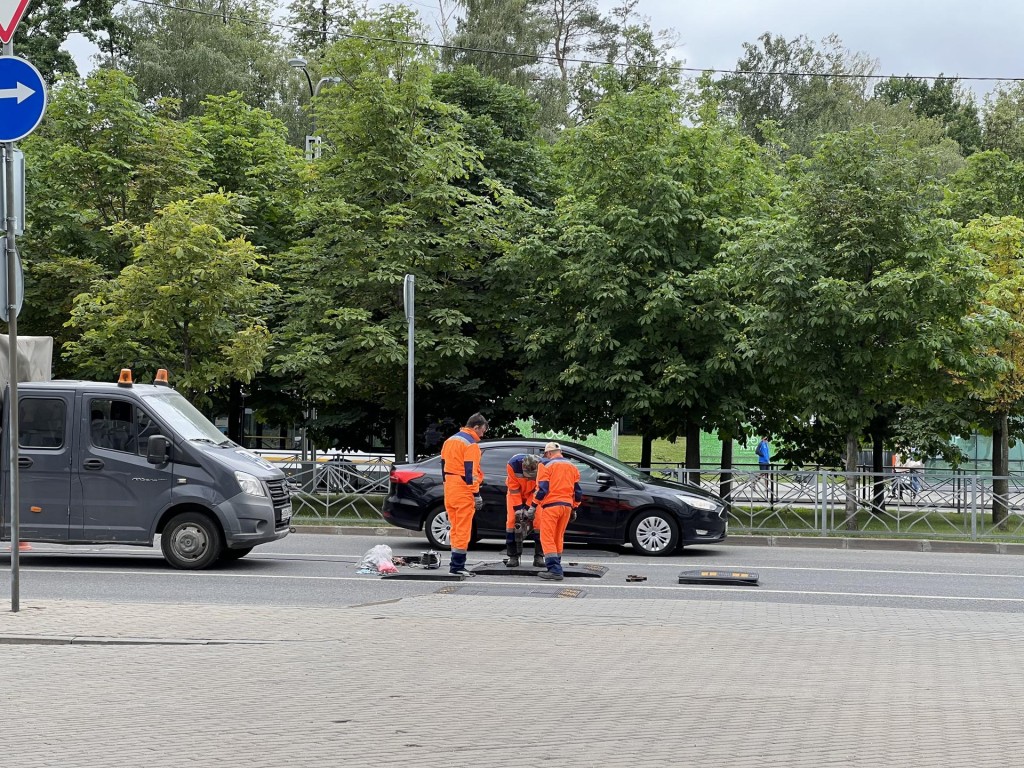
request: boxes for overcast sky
[63,0,1023,99]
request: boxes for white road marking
[5,566,1024,604]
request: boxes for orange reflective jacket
[440,429,483,493]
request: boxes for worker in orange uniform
[504,453,543,568]
[532,442,581,581]
[440,413,488,576]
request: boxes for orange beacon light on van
[154,369,170,386]
[117,369,133,387]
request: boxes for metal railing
[276,458,1024,541]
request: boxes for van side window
[90,399,138,453]
[19,398,66,449]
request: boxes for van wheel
[221,546,253,561]
[161,512,224,569]
[424,507,451,550]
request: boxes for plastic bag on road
[358,544,395,574]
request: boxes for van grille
[267,479,291,527]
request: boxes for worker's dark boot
[538,555,564,581]
[504,533,520,567]
[532,538,545,568]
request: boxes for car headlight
[235,471,267,497]
[676,494,718,511]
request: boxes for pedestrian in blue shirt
[756,437,771,493]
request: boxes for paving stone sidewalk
[1,596,1020,767]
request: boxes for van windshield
[141,391,230,445]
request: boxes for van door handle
[83,458,104,470]
[18,457,32,469]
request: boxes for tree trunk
[844,431,859,531]
[993,410,1009,528]
[640,434,653,472]
[227,379,243,444]
[685,420,701,485]
[871,425,885,514]
[719,436,733,507]
[394,416,407,464]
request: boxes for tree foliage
[65,193,276,402]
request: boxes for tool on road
[513,505,535,559]
[625,574,647,582]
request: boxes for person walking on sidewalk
[441,413,488,576]
[504,452,544,568]
[532,442,581,581]
[756,437,772,494]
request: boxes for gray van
[4,377,291,568]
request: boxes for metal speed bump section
[469,561,608,578]
[381,571,465,581]
[679,569,759,586]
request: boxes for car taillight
[390,469,425,484]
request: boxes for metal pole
[4,38,22,612]
[404,275,415,462]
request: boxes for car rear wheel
[425,507,451,550]
[629,510,679,556]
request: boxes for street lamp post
[289,56,342,160]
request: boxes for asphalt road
[1,532,1023,612]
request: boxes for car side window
[18,398,66,449]
[89,398,138,454]
[480,447,521,478]
[566,457,599,483]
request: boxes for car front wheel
[629,510,679,556]
[425,507,451,550]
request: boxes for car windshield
[567,444,651,482]
[141,391,231,445]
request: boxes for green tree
[189,92,304,251]
[273,13,535,458]
[982,82,1024,161]
[444,0,548,89]
[13,0,124,81]
[956,216,1024,525]
[17,70,207,367]
[946,150,1024,223]
[727,126,991,526]
[873,75,981,154]
[65,193,275,403]
[116,0,291,119]
[716,32,876,156]
[513,86,774,469]
[285,0,359,62]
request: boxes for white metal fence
[278,458,1024,541]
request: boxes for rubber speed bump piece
[469,562,608,578]
[625,574,646,582]
[381,571,465,581]
[678,569,759,586]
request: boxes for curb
[290,526,1024,555]
[0,635,270,646]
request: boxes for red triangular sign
[0,0,32,44]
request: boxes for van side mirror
[596,472,613,487]
[147,434,170,465]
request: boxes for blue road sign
[0,56,46,143]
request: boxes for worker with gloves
[504,453,544,568]
[532,442,581,581]
[440,413,488,576]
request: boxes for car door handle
[18,457,32,469]
[83,458,104,470]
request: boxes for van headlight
[235,471,267,497]
[676,495,717,511]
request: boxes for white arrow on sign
[0,81,34,104]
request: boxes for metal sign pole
[3,38,21,612]
[404,275,415,463]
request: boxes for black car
[383,439,727,555]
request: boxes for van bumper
[218,493,291,548]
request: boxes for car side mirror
[596,472,614,487]
[146,434,170,465]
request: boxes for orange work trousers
[444,481,476,552]
[537,503,571,556]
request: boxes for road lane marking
[5,567,1024,604]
